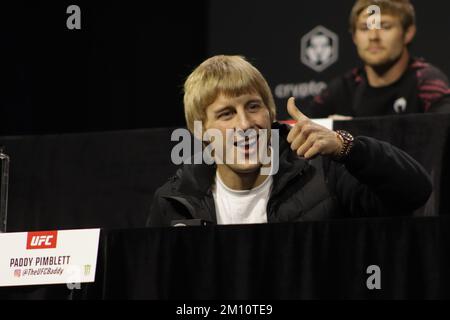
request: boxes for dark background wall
[0,1,207,135]
[2,1,450,134]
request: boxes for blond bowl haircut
[183,55,277,133]
[349,0,416,33]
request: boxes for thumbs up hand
[286,97,343,159]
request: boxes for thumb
[287,97,306,121]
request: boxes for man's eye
[218,111,232,119]
[381,24,392,30]
[358,25,369,32]
[248,104,261,111]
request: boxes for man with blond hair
[305,0,450,118]
[147,55,432,227]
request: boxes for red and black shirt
[305,57,450,118]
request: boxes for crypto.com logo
[170,121,279,176]
[301,25,339,72]
[26,231,58,250]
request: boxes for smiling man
[305,0,450,118]
[146,55,432,227]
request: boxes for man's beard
[365,48,404,75]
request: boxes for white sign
[311,118,334,130]
[281,118,334,130]
[0,229,100,287]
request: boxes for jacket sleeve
[331,136,432,217]
[146,184,193,228]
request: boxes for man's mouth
[234,135,258,150]
[367,46,384,53]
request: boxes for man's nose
[236,112,252,131]
[368,28,380,41]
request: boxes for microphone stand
[0,147,10,233]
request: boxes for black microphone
[170,219,212,227]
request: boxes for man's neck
[216,165,269,191]
[365,49,410,88]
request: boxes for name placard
[0,229,100,287]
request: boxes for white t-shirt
[212,172,273,225]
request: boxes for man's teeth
[235,137,258,147]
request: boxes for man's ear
[404,25,416,45]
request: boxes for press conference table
[1,215,450,300]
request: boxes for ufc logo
[26,231,58,249]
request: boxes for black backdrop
[3,1,450,133]
[0,1,207,135]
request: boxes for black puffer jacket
[147,123,432,227]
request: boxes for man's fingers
[287,97,307,121]
[286,118,307,143]
[304,141,323,159]
[291,129,315,152]
[290,134,305,152]
[297,136,315,157]
[286,98,322,158]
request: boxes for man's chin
[362,52,403,70]
[363,56,390,68]
[227,163,262,174]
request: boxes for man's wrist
[333,130,354,162]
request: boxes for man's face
[353,13,413,67]
[203,92,272,174]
